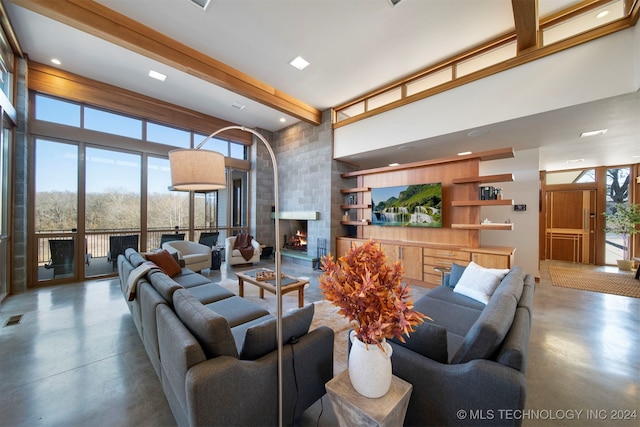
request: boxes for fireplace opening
[282,220,307,252]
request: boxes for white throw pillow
[453,261,510,304]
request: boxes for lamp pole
[195,126,283,426]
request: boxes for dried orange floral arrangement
[319,239,429,351]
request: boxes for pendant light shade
[168,148,226,191]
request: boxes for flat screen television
[371,183,442,227]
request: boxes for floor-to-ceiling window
[0,118,12,301]
[29,92,251,285]
[34,139,79,282]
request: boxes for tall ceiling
[3,0,639,171]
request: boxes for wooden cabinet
[382,243,423,282]
[423,247,471,285]
[469,247,515,269]
[336,237,515,287]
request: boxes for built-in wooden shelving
[340,220,371,226]
[451,199,514,207]
[340,187,371,193]
[452,173,514,184]
[451,223,514,230]
[340,204,372,210]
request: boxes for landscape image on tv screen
[371,183,442,227]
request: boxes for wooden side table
[325,370,412,427]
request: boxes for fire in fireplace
[283,220,308,252]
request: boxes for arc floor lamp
[168,125,284,426]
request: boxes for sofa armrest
[391,343,527,427]
[185,326,333,426]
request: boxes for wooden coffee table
[234,269,308,307]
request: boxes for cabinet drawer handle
[437,252,455,257]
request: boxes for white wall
[479,149,540,277]
[334,25,639,158]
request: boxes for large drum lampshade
[168,148,226,191]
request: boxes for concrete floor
[0,260,638,426]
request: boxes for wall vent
[188,0,211,11]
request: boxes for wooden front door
[545,190,596,263]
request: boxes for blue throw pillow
[447,263,467,288]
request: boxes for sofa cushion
[145,250,182,277]
[445,263,467,288]
[126,248,148,268]
[496,307,531,373]
[205,296,270,327]
[391,320,448,363]
[414,293,483,337]
[187,283,235,304]
[171,271,213,289]
[173,289,239,359]
[450,288,518,364]
[453,262,509,304]
[425,286,487,311]
[148,270,183,304]
[238,304,314,360]
[230,314,275,354]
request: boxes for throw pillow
[145,249,182,277]
[173,289,239,359]
[240,304,314,360]
[453,261,509,304]
[446,263,467,288]
[390,321,448,363]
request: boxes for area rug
[219,278,350,374]
[548,265,640,298]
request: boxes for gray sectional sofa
[390,265,535,427]
[117,248,334,427]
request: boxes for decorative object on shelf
[168,125,286,426]
[319,239,428,398]
[602,202,640,270]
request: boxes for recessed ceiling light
[457,151,473,156]
[51,58,61,65]
[467,129,489,137]
[397,145,414,151]
[231,102,246,110]
[388,162,400,167]
[279,118,286,123]
[596,10,609,19]
[289,56,309,71]
[188,0,211,11]
[566,158,584,163]
[580,129,607,137]
[148,70,167,81]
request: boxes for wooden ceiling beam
[11,0,322,125]
[511,0,540,54]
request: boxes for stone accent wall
[253,110,342,261]
[12,58,28,293]
[251,129,276,249]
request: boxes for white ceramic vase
[348,330,393,398]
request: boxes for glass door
[85,147,141,277]
[35,139,79,283]
[604,167,631,265]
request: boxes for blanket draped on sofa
[233,234,255,261]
